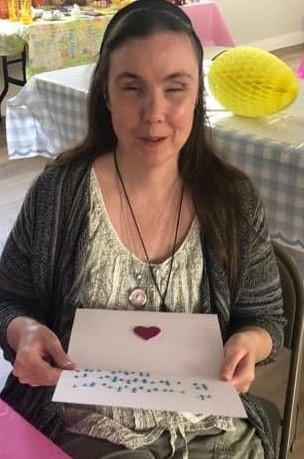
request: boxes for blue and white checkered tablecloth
[6,64,93,159]
[5,64,304,253]
[211,125,304,252]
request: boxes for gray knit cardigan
[0,157,284,459]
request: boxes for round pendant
[128,287,147,308]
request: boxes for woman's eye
[123,86,141,91]
[165,87,184,93]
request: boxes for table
[209,109,304,253]
[0,15,113,77]
[0,50,26,117]
[0,20,25,56]
[6,63,304,255]
[0,398,71,458]
[0,1,234,77]
[6,64,93,156]
[0,20,27,116]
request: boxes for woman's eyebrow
[115,72,140,82]
[164,72,194,81]
[115,71,194,83]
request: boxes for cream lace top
[64,169,234,455]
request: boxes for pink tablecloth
[181,2,235,47]
[0,398,71,459]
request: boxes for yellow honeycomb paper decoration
[208,46,299,117]
[111,0,132,9]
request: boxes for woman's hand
[7,317,76,387]
[220,326,273,393]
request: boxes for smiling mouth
[141,136,167,144]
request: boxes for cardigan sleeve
[0,178,47,363]
[228,183,285,363]
[0,159,91,364]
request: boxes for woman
[0,1,284,458]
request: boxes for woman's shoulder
[33,156,92,192]
[215,154,260,204]
[231,173,267,239]
[20,156,92,218]
[232,172,262,211]
[222,167,265,232]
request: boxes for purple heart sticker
[133,326,161,341]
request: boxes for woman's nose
[141,91,166,123]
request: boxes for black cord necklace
[113,151,184,312]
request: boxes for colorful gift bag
[0,0,9,19]
[297,56,304,80]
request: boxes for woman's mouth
[141,136,167,145]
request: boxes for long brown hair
[57,0,250,295]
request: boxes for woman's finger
[228,353,256,393]
[13,354,62,386]
[12,324,75,386]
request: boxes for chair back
[272,241,304,459]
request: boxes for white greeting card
[53,309,246,417]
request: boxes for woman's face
[106,31,200,169]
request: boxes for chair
[0,49,27,121]
[257,241,304,459]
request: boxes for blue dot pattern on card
[71,369,212,400]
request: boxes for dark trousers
[55,419,264,459]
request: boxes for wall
[214,0,304,50]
